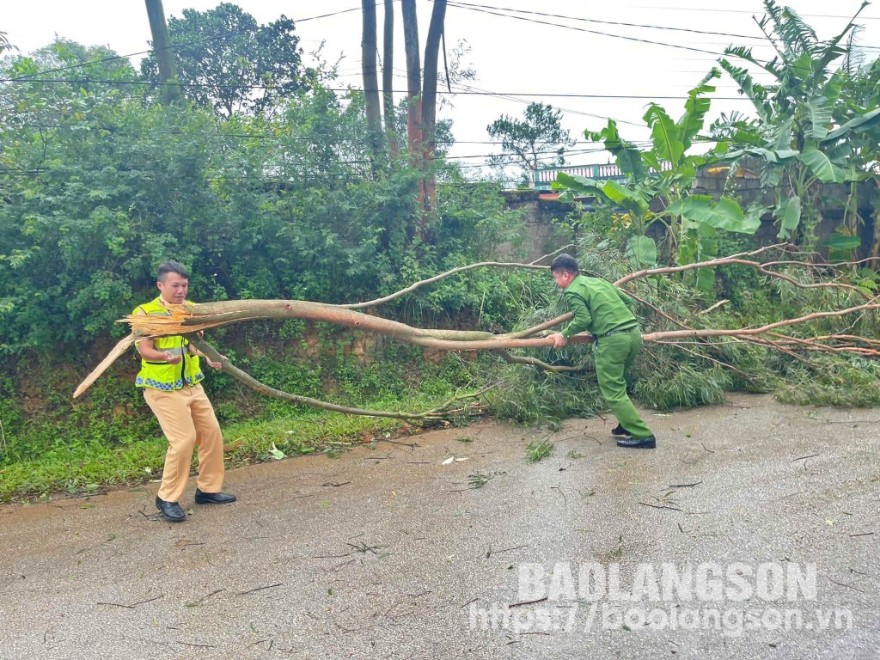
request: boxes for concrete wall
[693,163,877,256]
[499,190,577,262]
[501,166,878,261]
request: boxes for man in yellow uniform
[548,253,656,449]
[134,261,236,521]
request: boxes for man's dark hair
[550,253,580,275]
[157,261,189,282]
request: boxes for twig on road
[639,502,684,512]
[97,595,163,609]
[509,596,548,608]
[238,583,282,596]
[668,480,703,488]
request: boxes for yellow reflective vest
[133,297,204,391]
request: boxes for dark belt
[597,324,638,339]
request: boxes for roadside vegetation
[1,1,879,501]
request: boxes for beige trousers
[143,384,225,503]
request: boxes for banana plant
[554,70,760,289]
[711,0,879,253]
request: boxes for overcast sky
[3,1,879,177]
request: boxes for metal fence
[533,162,673,189]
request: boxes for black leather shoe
[611,423,631,437]
[195,489,237,505]
[155,496,186,522]
[616,435,656,449]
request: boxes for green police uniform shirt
[561,275,637,339]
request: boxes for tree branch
[190,337,471,421]
[341,246,572,310]
[616,256,872,300]
[72,250,880,408]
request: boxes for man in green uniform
[135,261,237,521]
[547,253,656,449]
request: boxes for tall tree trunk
[143,0,180,104]
[401,0,422,166]
[422,0,446,149]
[401,0,426,237]
[382,0,398,157]
[421,0,447,218]
[361,0,383,164]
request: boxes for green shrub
[635,365,731,411]
[776,356,880,407]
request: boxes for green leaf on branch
[799,144,847,183]
[696,267,716,291]
[644,104,684,166]
[588,121,646,182]
[553,173,606,199]
[553,175,650,218]
[825,234,861,250]
[677,69,719,150]
[666,195,758,234]
[823,107,880,142]
[625,236,657,267]
[722,147,799,163]
[775,196,801,239]
[807,96,832,140]
[825,233,862,262]
[600,180,645,208]
[676,233,698,266]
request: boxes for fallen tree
[73,244,880,421]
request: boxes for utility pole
[144,0,180,103]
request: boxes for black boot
[155,496,186,522]
[194,489,237,504]
[616,435,656,449]
[611,423,631,437]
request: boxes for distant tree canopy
[140,2,312,118]
[487,102,575,186]
[0,36,525,353]
[2,0,879,358]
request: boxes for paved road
[1,393,877,659]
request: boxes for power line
[337,65,777,91]
[445,1,726,55]
[445,1,767,41]
[5,3,367,81]
[337,67,659,125]
[8,0,876,87]
[6,50,150,82]
[444,2,879,57]
[0,123,621,162]
[444,79,649,126]
[624,4,880,20]
[0,77,756,101]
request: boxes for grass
[634,363,731,411]
[7,301,880,503]
[467,471,504,489]
[0,392,449,503]
[776,356,880,407]
[526,438,554,463]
